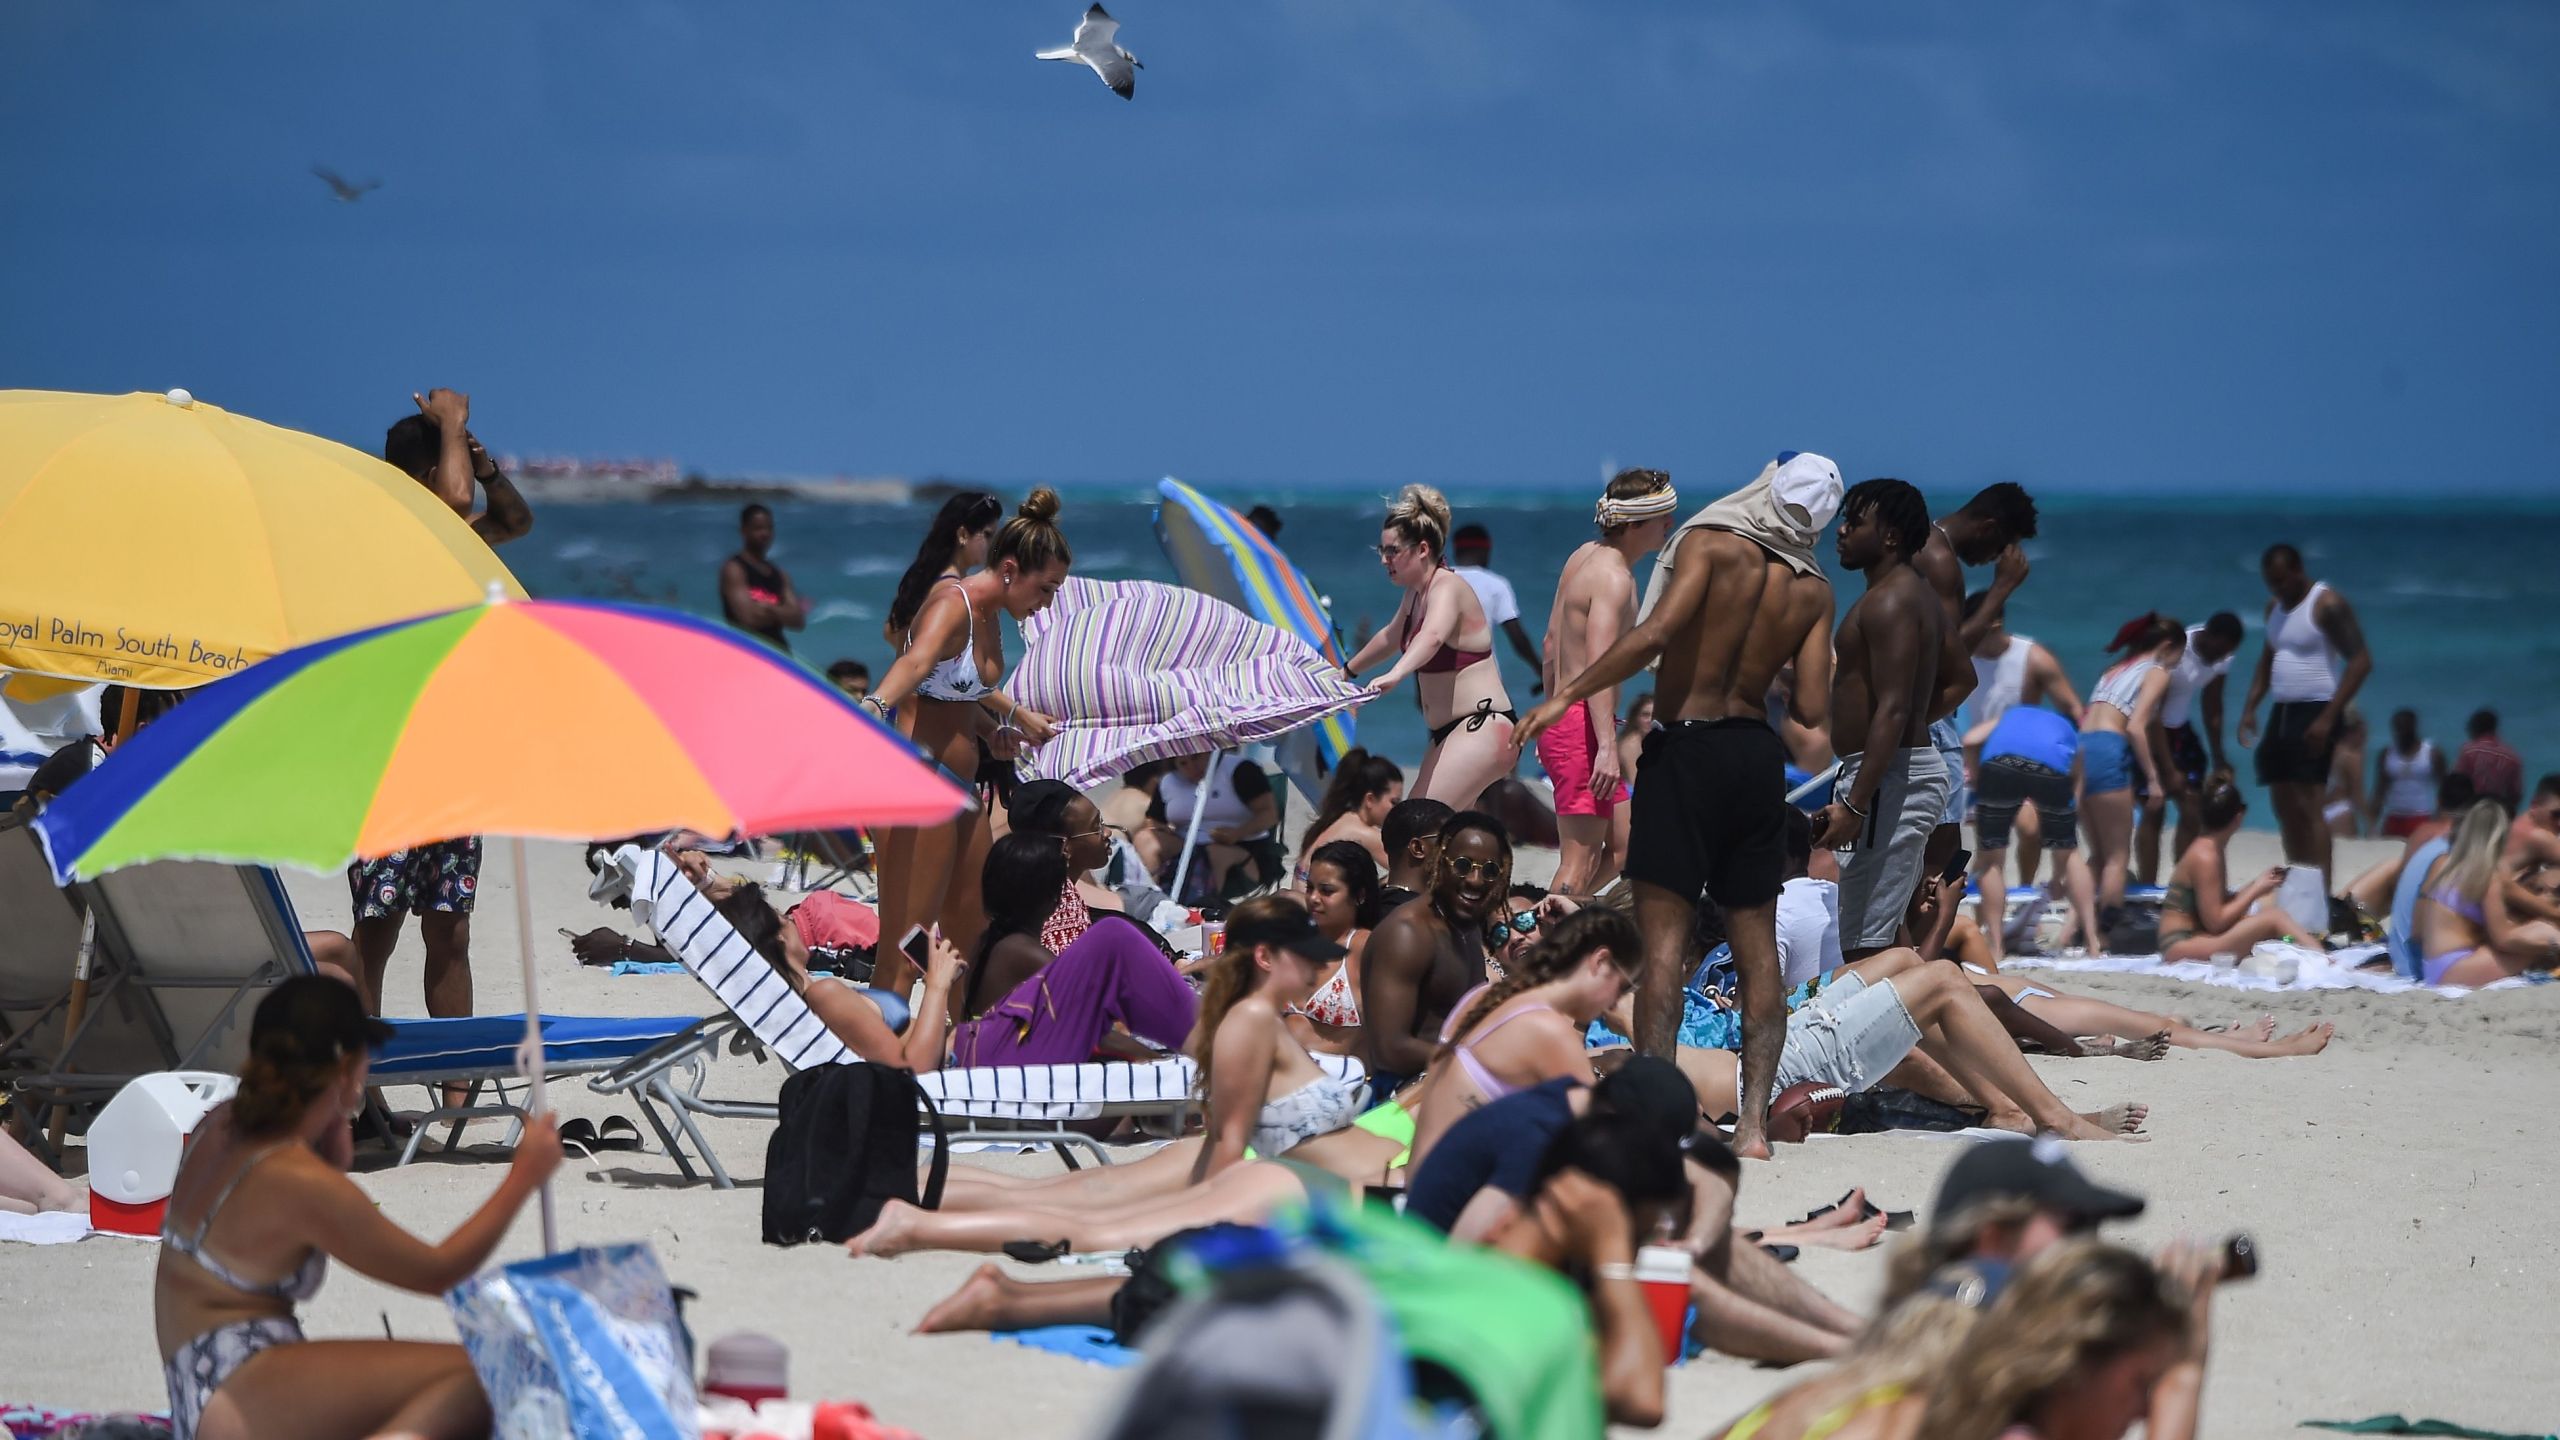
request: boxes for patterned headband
[1596,487,1679,527]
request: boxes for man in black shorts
[2237,543,2370,877]
[1519,453,1840,1159]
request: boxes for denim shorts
[2080,730,2135,796]
[1750,971,1924,1105]
[1974,755,2082,851]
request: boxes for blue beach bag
[448,1242,699,1439]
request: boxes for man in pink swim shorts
[1534,469,1680,894]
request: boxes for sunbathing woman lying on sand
[848,894,1404,1258]
[153,976,561,1440]
[2415,799,2560,987]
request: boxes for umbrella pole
[1165,750,1223,908]
[50,690,146,1139]
[44,910,99,1147]
[512,835,556,1254]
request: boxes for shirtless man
[1359,811,1512,1098]
[2503,775,2560,925]
[1519,452,1841,1159]
[1535,469,1681,896]
[1816,479,1953,965]
[2236,543,2372,878]
[1912,483,2040,872]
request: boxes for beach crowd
[9,394,2560,1440]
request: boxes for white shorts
[1748,971,1924,1105]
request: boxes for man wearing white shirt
[1772,807,1843,988]
[2145,611,2245,879]
[1450,524,1545,693]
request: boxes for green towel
[2302,1417,2555,1440]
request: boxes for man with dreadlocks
[1818,477,1954,963]
[1360,810,1516,1101]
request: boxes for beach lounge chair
[590,845,1366,1189]
[0,820,697,1161]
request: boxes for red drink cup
[1634,1244,1692,1361]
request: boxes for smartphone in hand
[899,924,933,972]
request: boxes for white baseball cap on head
[1771,451,1843,532]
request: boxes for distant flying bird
[311,166,381,203]
[1036,4,1141,100]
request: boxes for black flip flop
[1002,1239,1074,1264]
[1798,1189,1916,1231]
[557,1118,601,1156]
[596,1116,645,1152]
[1759,1243,1800,1263]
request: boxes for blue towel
[609,959,690,976]
[992,1325,1141,1368]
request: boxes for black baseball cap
[1930,1136,2145,1230]
[1221,905,1348,964]
[1590,1055,1699,1145]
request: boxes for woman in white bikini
[1345,485,1518,808]
[865,490,1070,990]
[154,977,562,1440]
[848,894,1401,1258]
[1294,839,1385,1055]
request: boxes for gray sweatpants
[1833,746,1954,950]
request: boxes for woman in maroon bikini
[1345,484,1519,807]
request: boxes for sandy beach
[8,830,2556,1437]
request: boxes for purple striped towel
[1007,577,1367,788]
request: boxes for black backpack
[760,1061,949,1246]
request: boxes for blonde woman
[865,489,1072,990]
[1915,1240,2218,1440]
[1345,485,1519,807]
[2416,800,2560,986]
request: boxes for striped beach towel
[1008,577,1367,789]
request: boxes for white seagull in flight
[1037,4,1141,100]
[311,166,381,203]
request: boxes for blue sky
[4,2,2554,493]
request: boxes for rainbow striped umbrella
[1153,479,1353,768]
[35,597,971,881]
[33,596,969,1251]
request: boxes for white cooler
[87,1070,237,1236]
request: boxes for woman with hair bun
[153,975,562,1440]
[865,488,1075,991]
[1344,484,1519,808]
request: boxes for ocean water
[508,489,2560,826]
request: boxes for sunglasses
[1376,541,1412,560]
[1485,909,1539,948]
[1444,855,1503,883]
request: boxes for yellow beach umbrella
[0,388,524,691]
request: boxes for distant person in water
[1346,487,1520,808]
[826,659,872,702]
[1536,469,1680,896]
[2453,708,2524,812]
[1246,504,1284,539]
[720,503,811,652]
[2237,543,2371,880]
[1449,523,1546,690]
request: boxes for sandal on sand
[1002,1239,1074,1264]
[1796,1189,1915,1230]
[596,1115,645,1152]
[1759,1243,1800,1263]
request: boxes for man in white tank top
[2237,543,2372,879]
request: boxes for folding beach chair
[589,845,1366,1189]
[0,821,697,1159]
[0,818,87,1079]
